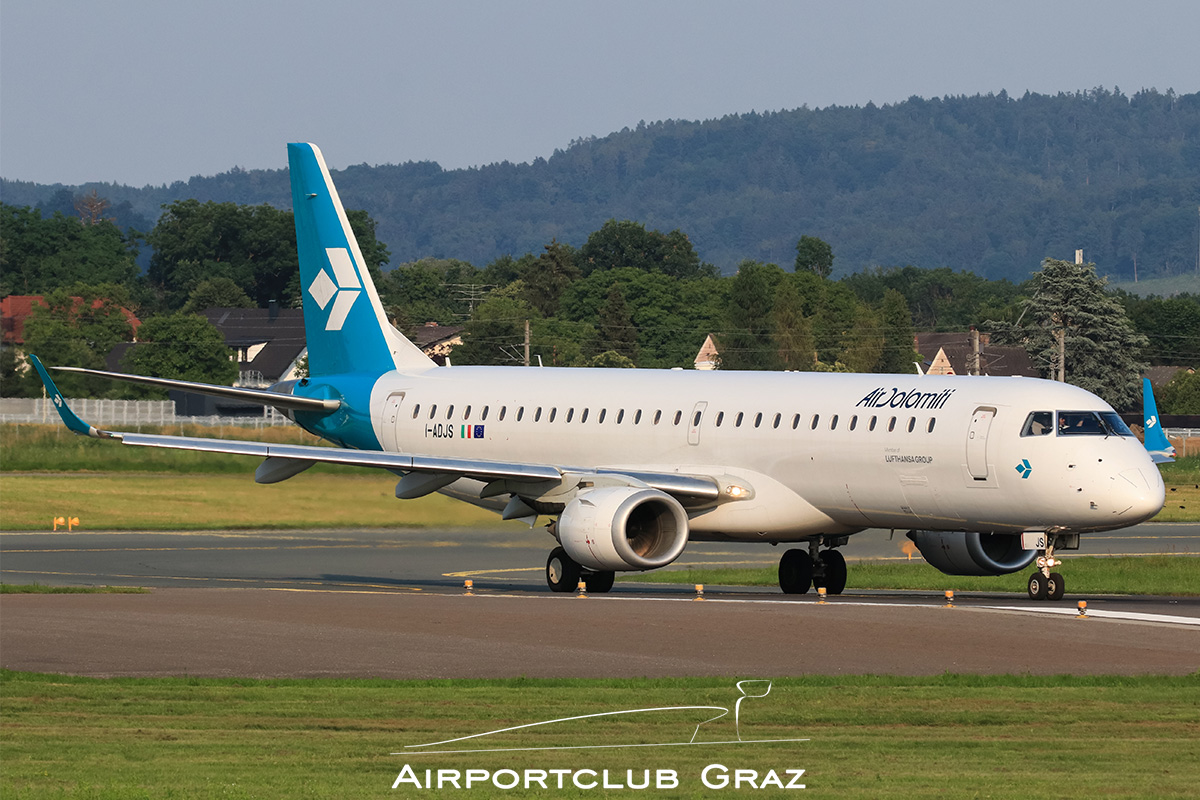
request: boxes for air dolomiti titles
[856,386,957,410]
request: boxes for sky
[2,0,1198,187]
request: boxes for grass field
[622,554,1200,595]
[2,671,1197,799]
[0,472,513,531]
[0,584,148,594]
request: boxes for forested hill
[4,88,1198,282]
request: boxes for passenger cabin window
[498,406,507,421]
[907,417,916,432]
[464,405,471,419]
[735,412,744,427]
[869,416,877,431]
[692,410,702,427]
[754,412,763,428]
[617,409,625,424]
[673,410,683,425]
[481,406,489,421]
[581,409,589,423]
[429,404,438,420]
[887,416,896,432]
[549,408,557,422]
[811,414,820,430]
[599,409,607,424]
[447,404,454,420]
[654,410,662,425]
[566,408,574,423]
[1022,411,1053,436]
[830,414,839,430]
[927,418,936,433]
[516,407,525,422]
[634,410,643,424]
[849,415,858,431]
[792,414,801,430]
[716,411,725,427]
[534,407,542,422]
[773,413,781,429]
[412,404,421,419]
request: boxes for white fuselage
[367,367,1165,542]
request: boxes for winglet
[1142,377,1175,463]
[28,355,112,439]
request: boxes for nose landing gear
[1026,533,1067,601]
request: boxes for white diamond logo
[307,248,362,331]
[308,269,337,310]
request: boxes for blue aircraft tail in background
[1142,378,1176,464]
[288,142,434,377]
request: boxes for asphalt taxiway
[2,524,1198,678]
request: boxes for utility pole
[524,319,530,367]
[969,327,981,376]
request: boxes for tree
[719,261,783,370]
[147,200,390,310]
[876,289,919,374]
[181,277,255,314]
[19,285,138,397]
[578,219,707,279]
[520,240,579,317]
[453,294,536,366]
[1159,371,1200,414]
[991,258,1148,410]
[121,313,238,395]
[593,283,638,364]
[585,350,636,368]
[770,276,815,370]
[794,235,834,278]
[0,203,140,296]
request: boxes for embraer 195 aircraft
[32,143,1167,601]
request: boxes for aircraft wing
[30,355,721,502]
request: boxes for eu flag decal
[460,424,485,439]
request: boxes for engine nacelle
[907,530,1036,576]
[558,487,689,572]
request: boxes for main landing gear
[545,547,615,593]
[779,539,847,595]
[1026,533,1067,601]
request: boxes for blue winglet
[28,355,105,438]
[1142,378,1175,463]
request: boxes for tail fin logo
[308,247,362,331]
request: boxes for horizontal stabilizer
[52,366,339,414]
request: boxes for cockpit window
[1099,411,1135,437]
[1021,411,1053,436]
[1057,411,1129,436]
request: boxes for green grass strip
[0,584,148,594]
[2,671,1197,799]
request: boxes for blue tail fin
[288,143,434,376]
[1142,378,1175,463]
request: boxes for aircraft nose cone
[1116,468,1165,522]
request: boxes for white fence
[0,398,288,428]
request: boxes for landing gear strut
[779,538,847,595]
[1026,534,1066,601]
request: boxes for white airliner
[31,143,1166,602]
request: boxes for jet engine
[557,487,689,571]
[907,530,1036,576]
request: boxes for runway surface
[2,524,1198,678]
